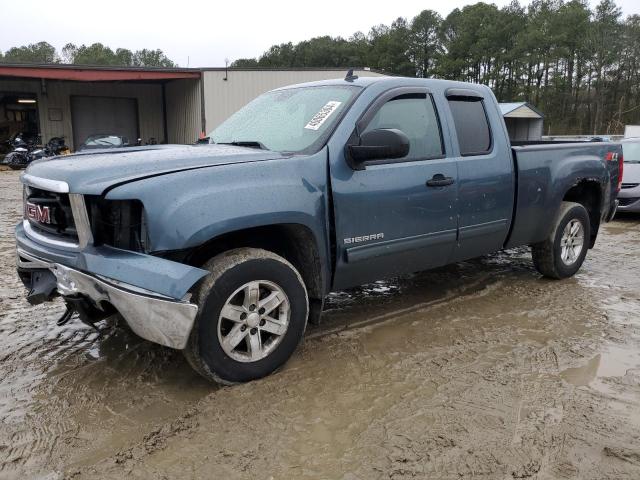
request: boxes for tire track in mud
[0,171,91,477]
[84,238,640,480]
[0,171,211,479]
[2,169,640,479]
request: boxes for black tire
[184,248,308,384]
[6,152,26,170]
[531,201,590,279]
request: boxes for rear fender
[506,144,609,249]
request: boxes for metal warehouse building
[0,64,382,152]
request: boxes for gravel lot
[1,168,640,479]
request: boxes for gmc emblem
[26,202,51,224]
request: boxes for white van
[624,125,640,138]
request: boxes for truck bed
[505,142,622,249]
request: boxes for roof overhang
[0,64,200,82]
[504,105,543,119]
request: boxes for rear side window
[448,99,492,156]
[364,93,444,160]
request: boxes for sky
[1,0,639,68]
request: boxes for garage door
[71,96,139,149]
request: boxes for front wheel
[184,248,308,384]
[531,201,590,279]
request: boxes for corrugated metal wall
[505,118,544,141]
[0,78,164,150]
[165,78,202,144]
[202,69,384,132]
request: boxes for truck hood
[23,144,288,195]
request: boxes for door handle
[426,174,454,187]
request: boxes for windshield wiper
[218,141,269,150]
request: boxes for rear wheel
[531,201,590,279]
[184,248,308,384]
[6,152,26,170]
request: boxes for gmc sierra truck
[15,75,622,384]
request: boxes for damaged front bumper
[17,248,199,349]
[15,221,208,350]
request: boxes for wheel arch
[181,223,327,303]
[562,179,602,248]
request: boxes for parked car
[15,76,622,384]
[77,134,130,151]
[617,138,640,213]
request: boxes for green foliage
[231,0,640,134]
[409,10,443,78]
[132,49,176,67]
[231,58,260,67]
[2,41,57,64]
[1,42,175,68]
[70,43,122,65]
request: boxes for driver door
[330,88,459,290]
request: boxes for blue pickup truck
[15,75,622,384]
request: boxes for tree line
[0,42,175,68]
[233,0,640,135]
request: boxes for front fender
[106,150,330,267]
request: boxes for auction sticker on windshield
[304,101,342,131]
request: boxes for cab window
[448,98,492,156]
[363,93,444,161]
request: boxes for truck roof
[273,75,493,96]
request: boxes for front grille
[24,186,78,240]
[618,197,640,207]
[621,183,639,189]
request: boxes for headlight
[87,198,148,252]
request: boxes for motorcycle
[5,135,68,170]
[29,137,70,161]
[135,137,159,146]
[3,133,37,169]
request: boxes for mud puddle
[1,169,640,479]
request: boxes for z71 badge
[344,233,384,245]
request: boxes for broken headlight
[88,198,149,253]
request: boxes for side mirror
[347,128,410,169]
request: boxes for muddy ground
[1,169,640,480]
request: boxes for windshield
[622,141,640,163]
[209,85,360,153]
